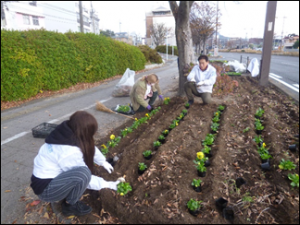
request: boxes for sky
[90,1,299,39]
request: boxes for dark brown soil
[77,76,299,224]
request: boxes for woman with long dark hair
[30,111,122,216]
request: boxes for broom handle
[114,112,135,120]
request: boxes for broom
[96,101,135,120]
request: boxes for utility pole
[281,16,286,51]
[79,1,84,33]
[260,1,277,86]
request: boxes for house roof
[152,6,170,12]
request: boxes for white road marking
[269,73,282,79]
[269,75,299,93]
[1,97,113,146]
[293,84,299,88]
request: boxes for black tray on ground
[32,123,58,138]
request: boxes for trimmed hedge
[155,45,178,56]
[1,29,146,101]
[138,45,162,64]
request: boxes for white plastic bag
[112,68,135,97]
[225,60,246,73]
[247,58,260,77]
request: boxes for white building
[1,1,100,34]
[145,5,176,48]
[1,1,45,31]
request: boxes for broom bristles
[96,101,114,113]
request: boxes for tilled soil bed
[76,76,299,224]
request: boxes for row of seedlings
[187,105,226,217]
[99,105,162,197]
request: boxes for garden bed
[76,76,299,224]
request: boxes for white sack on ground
[247,58,260,77]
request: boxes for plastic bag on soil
[224,60,246,73]
[111,104,135,115]
[247,58,260,77]
[112,68,135,97]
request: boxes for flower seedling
[191,179,202,187]
[257,145,269,156]
[162,130,169,136]
[163,97,170,105]
[172,119,179,127]
[130,121,140,130]
[107,140,118,148]
[182,109,188,115]
[100,144,109,156]
[255,120,264,131]
[153,141,161,148]
[143,150,152,158]
[185,102,190,108]
[158,135,165,142]
[202,134,215,146]
[201,145,211,154]
[177,114,184,121]
[195,161,207,173]
[110,134,115,140]
[255,107,264,118]
[117,105,131,113]
[187,199,203,212]
[169,123,176,129]
[218,105,225,111]
[278,159,297,171]
[212,116,220,123]
[117,182,132,196]
[211,123,220,132]
[253,135,263,144]
[288,174,299,188]
[260,153,272,161]
[138,162,147,171]
[197,151,205,160]
[214,111,221,118]
[114,136,121,144]
[243,127,250,133]
[139,117,148,124]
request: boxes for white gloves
[197,81,205,87]
[101,161,114,174]
[102,177,126,191]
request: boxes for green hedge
[155,45,178,56]
[1,29,146,101]
[138,45,162,64]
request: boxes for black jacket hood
[45,120,78,147]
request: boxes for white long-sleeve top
[32,143,110,191]
[187,64,217,93]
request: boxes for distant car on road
[256,48,262,51]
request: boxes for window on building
[23,14,30,25]
[32,16,39,25]
[77,12,80,20]
[83,16,89,23]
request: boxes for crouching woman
[30,111,122,216]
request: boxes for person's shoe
[188,99,194,105]
[61,200,92,217]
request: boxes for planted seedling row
[187,104,227,217]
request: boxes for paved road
[218,52,299,94]
[0,56,179,224]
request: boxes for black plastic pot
[198,171,206,177]
[162,132,169,137]
[205,152,212,158]
[183,112,187,116]
[138,169,146,175]
[235,177,246,188]
[144,155,152,160]
[185,105,190,109]
[188,208,200,217]
[204,160,210,167]
[154,146,159,151]
[256,130,263,135]
[223,206,234,221]
[215,197,228,211]
[106,157,115,167]
[159,139,166,144]
[258,142,264,147]
[261,158,270,164]
[288,144,297,152]
[261,161,270,170]
[255,115,262,119]
[168,128,173,132]
[211,129,218,134]
[193,184,202,192]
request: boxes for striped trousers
[38,166,91,205]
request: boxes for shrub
[1,29,146,101]
[213,74,239,96]
[138,45,162,64]
[155,45,178,56]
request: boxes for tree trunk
[170,1,195,96]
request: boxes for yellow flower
[263,143,266,148]
[278,165,284,170]
[135,118,138,121]
[110,134,115,140]
[40,90,43,93]
[101,144,107,149]
[197,152,204,160]
[216,112,218,116]
[145,113,149,117]
[296,174,299,177]
[120,193,124,196]
[125,128,127,131]
[176,122,178,126]
[165,130,168,133]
